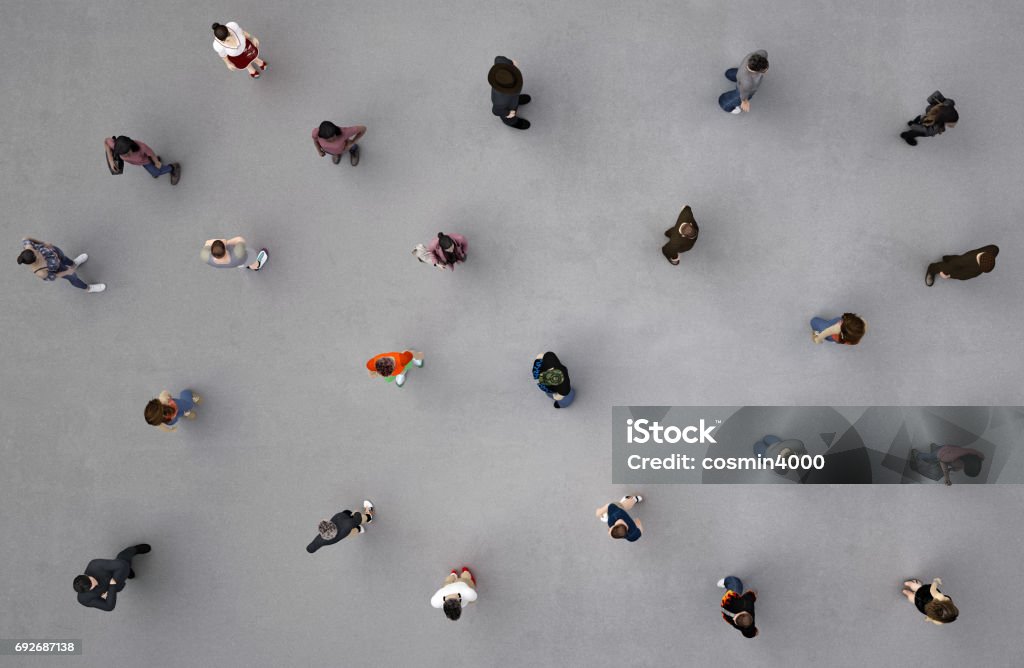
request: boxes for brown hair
[733,611,754,628]
[924,598,959,623]
[144,399,174,426]
[211,240,226,259]
[610,524,628,539]
[840,313,866,345]
[978,252,996,273]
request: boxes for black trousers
[115,546,140,565]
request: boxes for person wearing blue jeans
[810,313,867,346]
[718,50,768,114]
[17,238,105,292]
[718,575,758,638]
[810,316,842,342]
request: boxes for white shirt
[430,581,477,608]
[212,22,247,57]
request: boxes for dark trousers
[115,546,140,565]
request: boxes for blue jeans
[753,434,780,456]
[63,273,88,289]
[166,389,195,426]
[541,386,576,408]
[52,246,87,289]
[723,575,744,593]
[719,69,757,112]
[143,161,174,178]
[811,316,842,343]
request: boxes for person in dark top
[901,91,957,146]
[533,352,574,408]
[718,575,758,638]
[73,544,151,611]
[925,244,998,286]
[307,500,374,553]
[595,495,644,542]
[902,577,959,624]
[662,205,699,265]
[489,56,531,130]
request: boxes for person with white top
[200,237,268,272]
[430,567,477,621]
[211,22,267,79]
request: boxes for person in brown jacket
[662,206,699,265]
[901,91,957,146]
[925,244,998,286]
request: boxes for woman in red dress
[212,22,267,79]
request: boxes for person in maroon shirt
[105,135,180,185]
[312,121,367,166]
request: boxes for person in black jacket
[662,205,700,265]
[901,91,958,146]
[533,352,574,408]
[718,575,758,638]
[925,244,998,286]
[307,501,374,553]
[73,544,151,611]
[489,56,531,130]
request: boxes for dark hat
[488,61,523,94]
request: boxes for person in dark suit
[73,544,151,611]
[901,91,958,146]
[307,500,374,553]
[662,205,700,265]
[925,244,998,286]
[489,56,530,130]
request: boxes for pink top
[106,137,156,166]
[937,445,984,469]
[312,126,360,155]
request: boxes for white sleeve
[226,21,244,37]
[213,40,226,57]
[430,587,446,608]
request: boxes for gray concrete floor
[2,0,1024,666]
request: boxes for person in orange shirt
[366,350,424,387]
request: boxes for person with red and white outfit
[212,21,267,79]
[430,567,477,621]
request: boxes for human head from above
[960,454,983,477]
[17,249,36,265]
[210,240,227,259]
[925,598,959,623]
[747,53,769,73]
[318,121,341,140]
[72,575,95,592]
[733,611,754,629]
[840,313,866,345]
[318,520,338,541]
[609,523,629,540]
[144,399,175,426]
[680,222,697,239]
[375,357,396,377]
[977,252,996,273]
[211,23,229,41]
[112,136,138,156]
[442,597,462,621]
[537,368,564,387]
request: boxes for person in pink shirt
[909,443,985,485]
[104,136,180,185]
[313,121,367,166]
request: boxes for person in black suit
[489,56,531,130]
[662,205,700,265]
[901,91,958,146]
[73,544,151,611]
[307,500,374,553]
[925,244,998,286]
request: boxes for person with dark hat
[925,244,998,286]
[18,238,105,293]
[104,135,180,184]
[533,352,574,408]
[718,576,758,638]
[424,232,468,271]
[312,121,367,166]
[662,205,700,265]
[901,91,958,146]
[73,544,151,612]
[489,56,531,129]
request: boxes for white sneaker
[73,253,88,265]
[412,358,424,368]
[730,107,742,114]
[717,578,726,588]
[87,283,106,293]
[395,374,406,387]
[363,499,374,513]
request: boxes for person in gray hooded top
[719,50,769,114]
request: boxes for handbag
[107,137,123,175]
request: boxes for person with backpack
[366,350,424,388]
[17,238,105,293]
[413,232,467,271]
[104,135,180,185]
[901,91,957,146]
[144,390,202,432]
[533,352,574,408]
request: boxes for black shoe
[900,132,917,146]
[553,401,560,409]
[518,94,531,105]
[516,119,531,130]
[135,544,152,554]
[127,569,136,579]
[925,271,934,286]
[331,153,342,165]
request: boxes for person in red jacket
[366,350,424,387]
